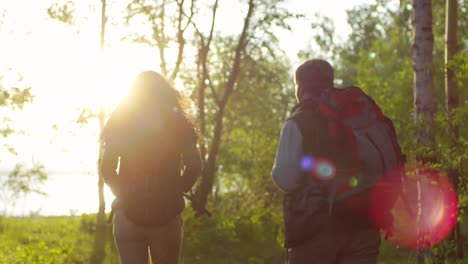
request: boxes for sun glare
[2,20,168,214]
[80,47,137,113]
[25,24,161,120]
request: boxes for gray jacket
[272,120,304,193]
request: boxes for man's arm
[272,120,304,193]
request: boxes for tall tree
[192,0,299,213]
[413,0,435,154]
[191,0,219,211]
[445,0,462,259]
[412,0,435,262]
[193,0,256,213]
[445,0,458,142]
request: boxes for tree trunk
[412,0,434,262]
[194,0,254,213]
[445,0,462,259]
[197,46,207,165]
[413,0,435,146]
[189,0,217,215]
[156,0,168,76]
[170,0,194,81]
[97,0,107,225]
[445,0,458,114]
[196,104,225,212]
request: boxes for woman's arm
[181,140,203,193]
[99,143,120,196]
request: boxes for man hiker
[272,59,384,264]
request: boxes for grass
[0,214,118,264]
[0,213,465,264]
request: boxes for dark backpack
[115,122,186,227]
[318,86,406,236]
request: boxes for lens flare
[370,164,458,249]
[349,176,359,187]
[312,158,336,180]
[301,155,315,172]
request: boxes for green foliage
[3,163,47,197]
[0,87,33,110]
[450,53,468,84]
[218,53,293,202]
[0,70,34,111]
[47,1,75,25]
[0,80,34,157]
[0,162,48,214]
[182,200,285,264]
[0,71,34,138]
[0,72,48,212]
[0,215,118,264]
[0,212,439,264]
[378,240,417,264]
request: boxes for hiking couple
[100,59,404,263]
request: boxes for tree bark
[170,0,194,81]
[445,0,458,114]
[445,0,462,259]
[413,0,435,147]
[197,47,207,165]
[412,0,434,262]
[196,0,218,167]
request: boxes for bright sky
[0,0,370,214]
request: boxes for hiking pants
[113,210,183,264]
[287,226,380,264]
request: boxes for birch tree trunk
[412,0,434,262]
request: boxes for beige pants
[113,210,183,264]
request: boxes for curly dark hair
[101,71,198,150]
